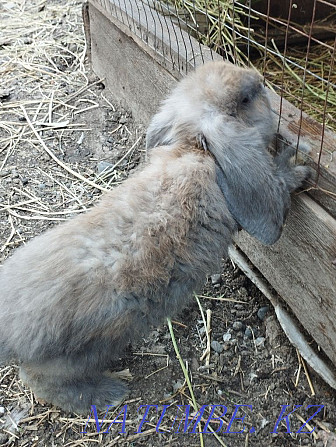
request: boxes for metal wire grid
[99,0,335,105]
[96,0,335,188]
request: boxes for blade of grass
[167,317,228,446]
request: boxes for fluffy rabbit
[0,61,309,414]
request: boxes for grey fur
[0,61,309,414]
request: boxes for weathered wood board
[237,195,336,360]
[88,3,176,122]
[87,0,336,367]
[88,0,336,217]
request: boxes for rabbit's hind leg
[19,362,127,414]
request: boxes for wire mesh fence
[95,0,335,197]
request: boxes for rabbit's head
[146,61,299,246]
[146,61,276,150]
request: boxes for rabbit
[0,61,309,414]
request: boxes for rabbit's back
[0,145,236,365]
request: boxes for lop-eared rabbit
[0,61,309,413]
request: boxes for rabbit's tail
[19,365,127,414]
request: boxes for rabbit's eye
[242,97,250,104]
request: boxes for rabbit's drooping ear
[207,123,290,245]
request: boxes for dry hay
[0,2,144,444]
[159,0,336,133]
[152,0,256,63]
[255,39,336,133]
[1,2,336,447]
[0,0,144,258]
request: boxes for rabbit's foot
[20,366,127,414]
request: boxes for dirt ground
[0,1,335,446]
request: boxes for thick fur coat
[0,61,309,413]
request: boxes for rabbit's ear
[207,123,290,245]
[146,107,175,149]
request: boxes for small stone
[119,116,127,124]
[255,337,266,348]
[250,371,258,381]
[257,306,269,321]
[260,418,269,429]
[232,321,244,331]
[0,406,4,414]
[191,357,199,372]
[198,326,206,335]
[68,43,77,53]
[244,327,253,339]
[244,379,252,390]
[210,274,221,285]
[223,332,232,342]
[211,340,223,353]
[235,304,244,310]
[38,183,46,190]
[21,177,28,186]
[97,161,113,174]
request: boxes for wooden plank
[89,3,176,123]
[88,0,336,214]
[88,0,336,199]
[88,0,218,124]
[236,194,336,366]
[89,0,215,78]
[87,0,336,366]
